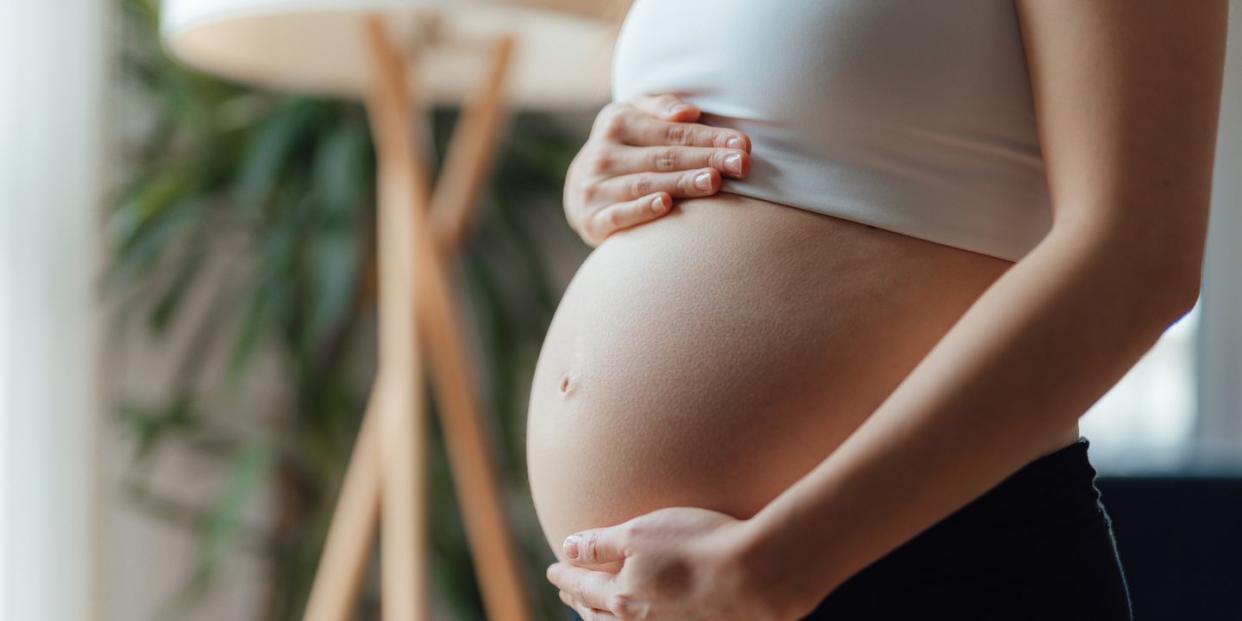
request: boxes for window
[1080,303,1201,473]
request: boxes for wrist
[730,513,834,620]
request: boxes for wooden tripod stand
[303,17,531,621]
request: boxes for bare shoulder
[1012,0,1229,265]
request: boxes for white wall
[1197,0,1242,461]
[0,2,109,620]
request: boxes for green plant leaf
[234,100,325,216]
[113,1,587,618]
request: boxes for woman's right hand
[564,94,752,246]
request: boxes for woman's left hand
[545,507,810,621]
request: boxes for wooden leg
[431,35,515,258]
[302,22,531,621]
[303,384,383,621]
[365,17,432,621]
[419,35,534,621]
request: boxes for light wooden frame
[303,17,530,621]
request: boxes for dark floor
[1096,476,1242,621]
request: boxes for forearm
[743,220,1196,612]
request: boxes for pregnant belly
[525,193,1015,558]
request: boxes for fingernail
[724,154,742,175]
[651,195,668,213]
[670,103,691,116]
[694,171,713,191]
[727,137,743,150]
[563,535,580,559]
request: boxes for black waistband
[807,436,1132,619]
[910,436,1105,545]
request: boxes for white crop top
[611,0,1053,261]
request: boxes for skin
[537,1,1230,619]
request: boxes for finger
[630,93,701,122]
[561,590,619,621]
[581,607,619,621]
[563,524,634,566]
[590,168,722,204]
[596,145,750,178]
[607,594,647,620]
[578,604,619,621]
[596,107,750,151]
[583,193,671,244]
[547,563,622,612]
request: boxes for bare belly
[525,192,1078,557]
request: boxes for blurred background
[1,1,1239,620]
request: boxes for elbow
[1166,276,1201,322]
[1078,219,1205,326]
[1137,259,1202,329]
[1048,214,1205,328]
[1151,236,1204,323]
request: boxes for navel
[558,371,578,398]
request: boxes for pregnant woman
[526,1,1229,619]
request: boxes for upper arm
[1014,0,1229,284]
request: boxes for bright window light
[1080,301,1202,473]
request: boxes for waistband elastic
[930,436,1104,541]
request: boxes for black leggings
[802,436,1133,620]
[565,437,1133,621]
